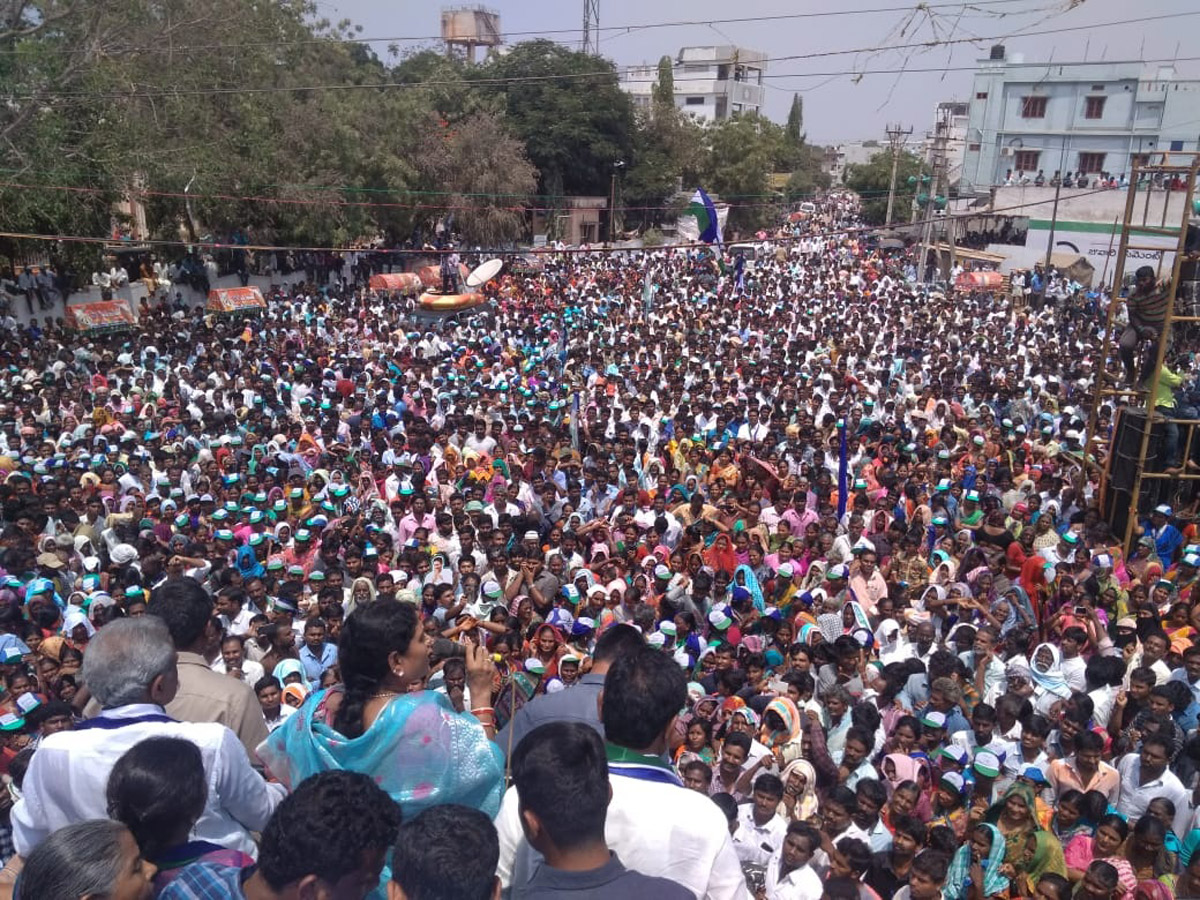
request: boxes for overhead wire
[5,11,1196,100]
[0,0,1070,58]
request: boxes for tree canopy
[0,2,836,261]
[844,149,927,225]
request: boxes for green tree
[622,105,705,231]
[652,56,675,110]
[479,40,633,197]
[783,156,831,202]
[844,149,926,225]
[785,94,804,145]
[0,0,445,254]
[392,49,500,121]
[702,113,787,232]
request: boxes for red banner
[205,286,266,314]
[64,300,136,332]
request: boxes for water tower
[441,6,502,63]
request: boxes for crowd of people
[0,191,1200,900]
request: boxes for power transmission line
[7,11,1196,101]
[0,0,1058,58]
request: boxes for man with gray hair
[11,617,285,858]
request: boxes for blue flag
[837,419,849,519]
[687,188,722,245]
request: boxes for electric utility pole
[884,123,913,226]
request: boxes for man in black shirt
[865,813,926,899]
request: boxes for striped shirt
[1128,285,1171,330]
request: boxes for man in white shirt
[253,674,296,733]
[1115,734,1192,836]
[1060,626,1088,693]
[215,589,258,637]
[12,617,285,858]
[764,822,823,900]
[210,633,265,687]
[733,775,789,867]
[736,408,770,443]
[496,643,748,899]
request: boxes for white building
[961,45,1200,193]
[822,141,889,185]
[621,45,766,122]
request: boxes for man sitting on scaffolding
[1119,265,1171,389]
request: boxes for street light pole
[609,160,625,244]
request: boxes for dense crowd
[0,192,1199,900]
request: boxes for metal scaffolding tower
[1079,151,1200,550]
[582,0,599,56]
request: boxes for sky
[319,0,1197,144]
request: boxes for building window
[1091,84,1105,91]
[685,96,705,105]
[968,142,981,151]
[1078,152,1106,173]
[1014,150,1040,172]
[1084,96,1106,119]
[1020,96,1047,118]
[976,91,988,100]
[1171,140,1184,151]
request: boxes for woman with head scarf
[986,782,1044,870]
[733,564,765,613]
[841,600,872,634]
[881,753,920,796]
[1004,584,1037,629]
[874,618,907,664]
[944,823,1010,900]
[60,606,96,649]
[704,534,738,576]
[760,697,804,765]
[272,658,306,688]
[282,681,310,709]
[779,758,819,822]
[1013,830,1068,897]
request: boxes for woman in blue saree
[258,601,505,896]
